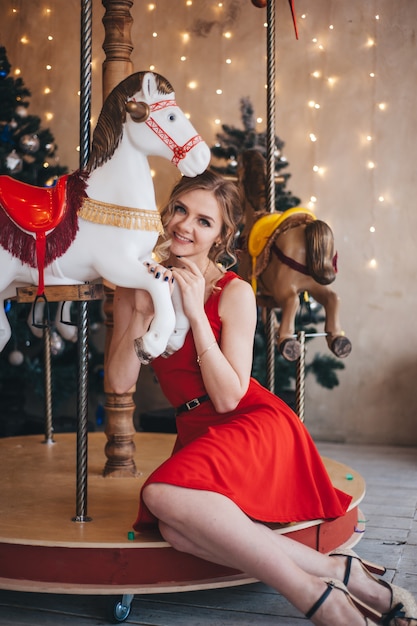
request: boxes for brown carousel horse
[236,149,352,362]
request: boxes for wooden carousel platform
[0,431,365,596]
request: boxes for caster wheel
[113,600,131,622]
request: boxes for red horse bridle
[140,99,204,165]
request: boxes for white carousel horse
[237,149,352,362]
[0,71,211,362]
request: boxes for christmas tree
[0,46,67,186]
[0,47,104,437]
[210,96,301,212]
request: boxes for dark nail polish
[164,276,169,282]
[155,272,161,279]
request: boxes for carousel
[0,1,362,622]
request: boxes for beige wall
[2,0,417,444]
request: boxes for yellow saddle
[248,207,316,293]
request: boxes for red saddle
[0,175,69,231]
[0,174,69,295]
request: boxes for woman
[108,170,415,626]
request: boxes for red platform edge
[0,505,359,592]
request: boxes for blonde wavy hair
[155,169,242,268]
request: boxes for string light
[301,7,386,271]
[365,5,384,271]
[2,0,391,242]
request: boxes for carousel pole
[72,0,93,523]
[295,330,306,422]
[265,0,277,393]
[42,322,55,444]
[102,0,134,100]
[101,0,138,477]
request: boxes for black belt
[175,394,210,415]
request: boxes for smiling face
[156,170,243,268]
[166,188,223,264]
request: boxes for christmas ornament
[50,329,65,356]
[45,176,58,187]
[8,349,24,366]
[15,105,28,117]
[20,134,40,154]
[5,149,23,174]
[0,123,12,143]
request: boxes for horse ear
[142,72,158,100]
[125,100,150,123]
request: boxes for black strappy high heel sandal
[330,547,386,583]
[330,548,417,626]
[305,578,381,624]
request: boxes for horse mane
[86,71,174,173]
[305,220,336,285]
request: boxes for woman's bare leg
[143,483,379,624]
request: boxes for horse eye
[168,113,176,122]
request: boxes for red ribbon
[288,0,299,40]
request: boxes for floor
[0,441,416,625]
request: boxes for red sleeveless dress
[133,272,351,530]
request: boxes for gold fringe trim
[79,197,164,234]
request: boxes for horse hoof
[329,335,352,358]
[279,338,301,362]
[133,338,154,365]
[161,348,174,359]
